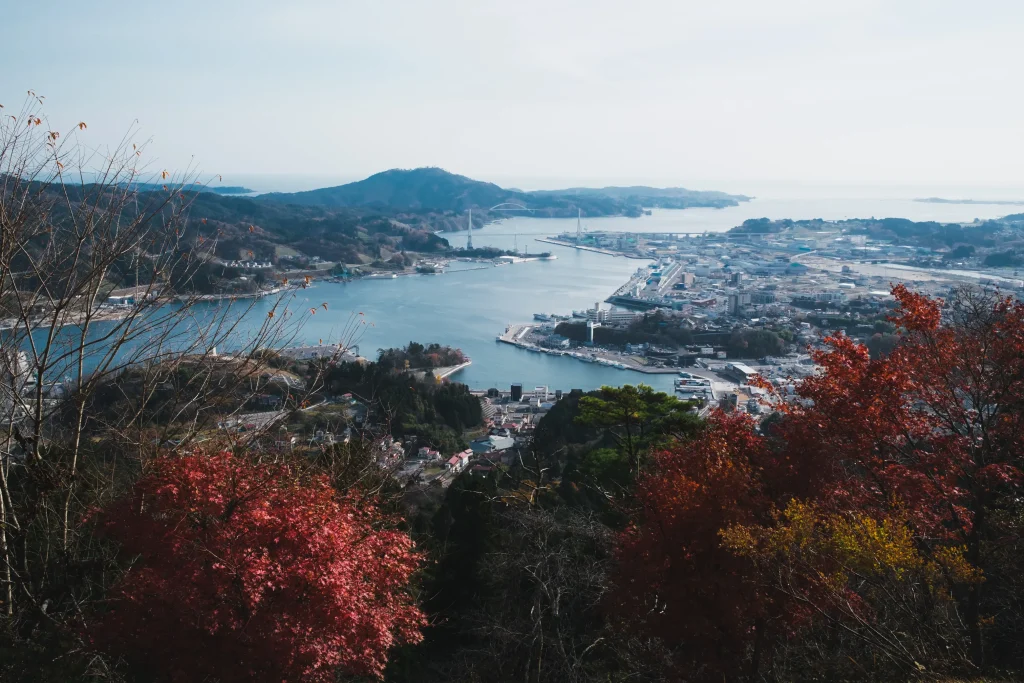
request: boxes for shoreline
[0,307,132,332]
[496,323,677,375]
[433,360,472,379]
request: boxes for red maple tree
[614,286,1024,676]
[94,450,424,682]
[611,412,796,679]
[769,284,1024,666]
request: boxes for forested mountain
[260,167,748,217]
[39,170,749,280]
[27,181,451,269]
[262,167,512,210]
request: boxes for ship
[533,313,553,322]
[675,375,713,398]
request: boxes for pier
[497,323,677,375]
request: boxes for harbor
[496,322,678,374]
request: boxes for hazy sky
[3,0,1023,191]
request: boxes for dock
[496,323,677,374]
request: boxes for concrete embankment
[433,360,472,379]
[497,322,676,375]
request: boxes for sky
[3,0,1024,193]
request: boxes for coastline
[433,360,472,379]
[0,307,132,332]
[496,323,676,375]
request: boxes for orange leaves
[161,170,169,180]
[321,302,328,311]
[890,283,942,332]
[78,121,87,130]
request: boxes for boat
[533,313,553,322]
[675,376,713,397]
[571,310,588,319]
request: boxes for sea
[27,184,1024,393]
[223,193,1021,394]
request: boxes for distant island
[530,185,752,210]
[915,197,1024,206]
[127,182,255,195]
[262,167,750,220]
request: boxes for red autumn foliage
[611,412,801,679]
[770,284,1024,665]
[94,450,424,682]
[615,286,1024,676]
[769,284,1024,542]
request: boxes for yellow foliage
[722,499,982,596]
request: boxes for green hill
[262,167,511,211]
[261,167,747,217]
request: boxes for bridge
[489,202,535,212]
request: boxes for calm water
[242,197,1019,392]
[35,198,1020,393]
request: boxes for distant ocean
[213,173,1024,207]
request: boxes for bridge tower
[466,208,473,250]
[576,208,582,244]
